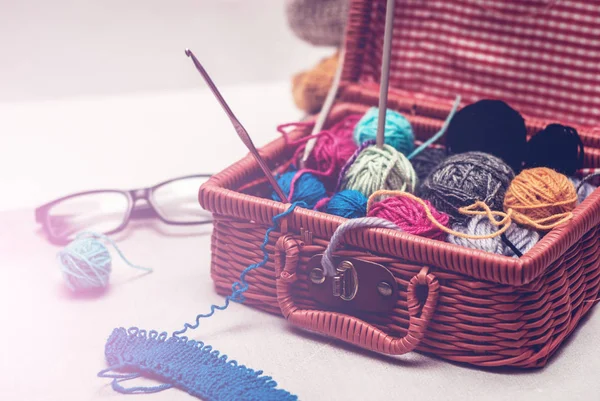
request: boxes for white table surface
[2,2,600,400]
[0,83,304,212]
[1,85,600,401]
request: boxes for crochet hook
[376,0,396,149]
[185,49,289,203]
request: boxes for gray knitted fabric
[448,215,539,258]
[285,0,349,46]
[419,151,515,222]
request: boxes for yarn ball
[335,139,376,191]
[446,99,527,172]
[569,177,598,204]
[449,215,539,257]
[410,146,447,185]
[272,171,327,209]
[368,195,450,240]
[300,114,359,188]
[524,124,584,176]
[504,167,577,229]
[419,151,515,222]
[353,107,415,156]
[324,189,368,218]
[292,51,339,114]
[340,144,417,198]
[58,236,111,292]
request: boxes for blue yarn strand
[407,95,461,160]
[98,204,304,400]
[172,201,306,337]
[98,369,174,394]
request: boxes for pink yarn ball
[367,195,450,240]
[298,114,360,187]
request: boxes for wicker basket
[199,0,600,368]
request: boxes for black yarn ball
[411,146,447,187]
[446,99,527,172]
[524,124,584,176]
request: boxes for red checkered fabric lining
[347,0,600,127]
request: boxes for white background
[0,0,332,211]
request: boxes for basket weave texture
[199,0,600,368]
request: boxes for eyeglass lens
[46,191,130,241]
[151,176,212,223]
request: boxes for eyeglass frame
[35,174,213,245]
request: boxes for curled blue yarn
[353,107,414,156]
[99,203,305,400]
[325,189,368,218]
[408,95,461,160]
[174,201,304,336]
[271,171,326,209]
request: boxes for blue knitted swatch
[99,328,296,400]
[98,202,304,400]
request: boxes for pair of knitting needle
[185,0,397,202]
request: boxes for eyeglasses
[36,174,213,245]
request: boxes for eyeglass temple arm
[35,206,45,223]
[35,201,58,223]
[184,49,289,203]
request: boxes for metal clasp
[307,254,398,313]
[310,260,358,301]
[332,260,358,301]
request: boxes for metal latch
[307,254,398,313]
[331,260,358,301]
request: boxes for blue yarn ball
[272,171,327,209]
[353,107,415,156]
[58,237,112,292]
[325,190,368,218]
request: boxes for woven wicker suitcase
[199,0,600,368]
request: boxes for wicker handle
[275,235,440,355]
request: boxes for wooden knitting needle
[300,47,346,167]
[185,49,289,203]
[376,0,396,149]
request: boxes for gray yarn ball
[419,151,515,222]
[411,146,447,187]
[569,177,598,204]
[449,215,539,257]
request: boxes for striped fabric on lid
[343,0,600,127]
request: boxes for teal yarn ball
[353,107,415,156]
[340,144,417,198]
[325,190,368,218]
[58,237,112,292]
[272,171,327,209]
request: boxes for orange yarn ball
[292,52,339,114]
[503,167,577,231]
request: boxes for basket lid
[341,0,600,127]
